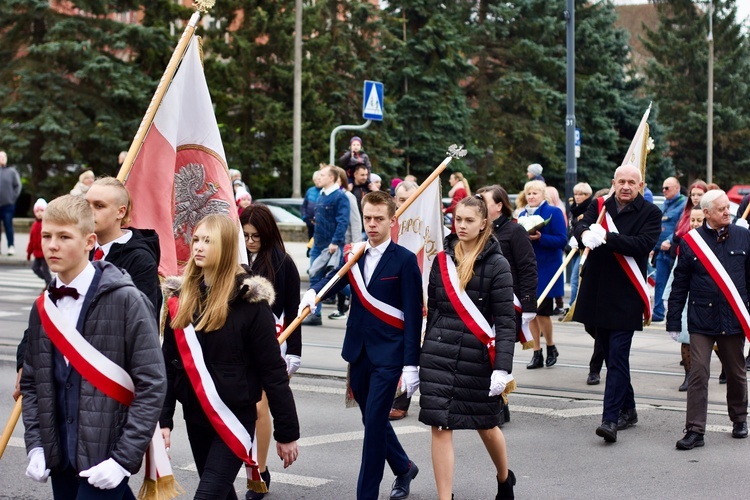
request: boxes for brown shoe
[389,408,408,421]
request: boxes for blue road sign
[363,81,384,121]
[575,128,581,146]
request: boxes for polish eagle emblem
[173,162,231,244]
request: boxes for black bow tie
[48,285,80,303]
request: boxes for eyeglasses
[662,186,672,191]
[244,233,260,242]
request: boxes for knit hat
[370,173,381,183]
[33,198,48,211]
[235,188,251,203]
[350,136,363,146]
[391,178,403,189]
[527,163,543,176]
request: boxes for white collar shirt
[321,184,339,197]
[96,229,132,259]
[52,263,95,364]
[364,238,391,285]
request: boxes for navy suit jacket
[314,241,423,367]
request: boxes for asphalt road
[1,265,749,498]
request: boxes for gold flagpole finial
[193,0,215,13]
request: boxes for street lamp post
[706,2,714,184]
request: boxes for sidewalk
[0,232,29,268]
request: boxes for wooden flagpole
[278,144,467,345]
[0,397,22,460]
[537,248,578,307]
[116,7,206,182]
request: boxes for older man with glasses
[650,177,686,322]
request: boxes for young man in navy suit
[300,190,423,500]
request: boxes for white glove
[589,223,607,239]
[298,289,318,317]
[400,366,420,398]
[489,370,514,397]
[736,218,749,229]
[668,331,681,341]
[581,229,606,250]
[521,312,536,324]
[568,236,578,249]
[285,355,301,376]
[25,447,50,483]
[79,458,130,490]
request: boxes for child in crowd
[26,198,52,286]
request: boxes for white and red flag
[391,177,446,294]
[122,35,236,277]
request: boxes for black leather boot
[526,350,544,369]
[496,470,516,500]
[679,371,689,392]
[545,345,559,367]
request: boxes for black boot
[545,345,559,367]
[496,470,516,500]
[679,371,689,392]
[526,350,544,369]
[503,401,511,424]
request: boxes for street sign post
[362,80,384,121]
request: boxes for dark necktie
[48,285,80,303]
[93,248,105,261]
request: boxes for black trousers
[186,421,254,500]
[51,465,134,500]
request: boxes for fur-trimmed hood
[162,271,275,306]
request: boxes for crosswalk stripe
[176,463,331,487]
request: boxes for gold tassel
[247,478,269,494]
[503,378,517,397]
[138,475,185,500]
[520,340,535,350]
[560,300,576,322]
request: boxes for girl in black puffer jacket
[419,195,517,500]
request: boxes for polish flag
[123,35,236,277]
[391,178,447,295]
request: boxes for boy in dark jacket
[85,177,161,316]
[21,194,166,498]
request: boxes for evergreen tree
[381,1,474,182]
[203,0,393,197]
[643,0,750,187]
[465,0,667,193]
[0,0,182,203]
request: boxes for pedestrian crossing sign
[362,80,384,121]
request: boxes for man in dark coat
[299,191,423,500]
[573,165,662,443]
[667,190,750,450]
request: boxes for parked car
[260,204,306,226]
[255,198,304,219]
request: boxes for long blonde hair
[452,172,472,196]
[453,195,492,290]
[172,215,242,332]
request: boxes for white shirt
[321,184,339,197]
[95,229,132,259]
[364,238,391,286]
[53,263,95,364]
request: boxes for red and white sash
[598,199,652,324]
[36,293,173,485]
[274,312,288,357]
[346,253,405,329]
[683,229,750,339]
[166,297,262,481]
[437,251,496,365]
[513,295,534,348]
